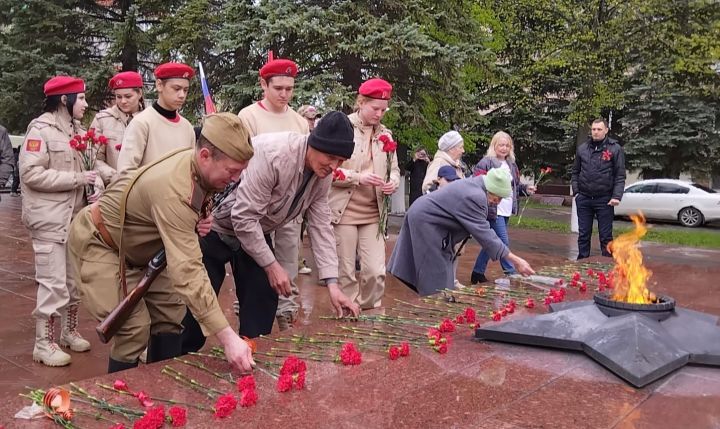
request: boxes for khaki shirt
[328,112,400,224]
[214,132,339,279]
[19,112,103,243]
[89,105,133,185]
[98,150,228,336]
[116,106,195,175]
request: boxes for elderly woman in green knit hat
[388,168,535,296]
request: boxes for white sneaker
[298,266,312,275]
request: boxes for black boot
[146,333,183,364]
[108,357,139,373]
[470,271,488,285]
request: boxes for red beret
[154,62,195,80]
[358,78,393,100]
[109,71,143,90]
[259,59,298,79]
[44,76,85,97]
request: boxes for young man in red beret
[180,55,309,353]
[116,62,196,174]
[90,71,145,184]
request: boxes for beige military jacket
[213,132,339,280]
[97,149,228,336]
[89,105,133,184]
[328,112,401,225]
[19,112,103,243]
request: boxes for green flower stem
[340,326,425,341]
[317,331,425,346]
[254,350,327,362]
[95,383,211,411]
[161,366,224,399]
[69,384,144,420]
[173,357,237,384]
[73,409,121,425]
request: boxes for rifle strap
[117,148,190,297]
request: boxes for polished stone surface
[1,197,720,428]
[476,296,720,387]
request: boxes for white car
[616,179,720,227]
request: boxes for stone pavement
[1,197,719,428]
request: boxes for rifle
[95,180,240,344]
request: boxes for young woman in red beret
[18,76,103,367]
[90,71,144,184]
[328,78,400,310]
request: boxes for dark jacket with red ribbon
[472,157,527,220]
[571,136,626,200]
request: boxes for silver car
[616,179,720,227]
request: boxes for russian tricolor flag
[198,62,216,114]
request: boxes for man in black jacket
[571,118,626,259]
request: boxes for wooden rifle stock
[95,249,167,343]
[94,180,240,344]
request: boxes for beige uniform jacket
[328,112,400,224]
[89,105,133,184]
[213,132,339,280]
[97,150,228,335]
[116,106,195,174]
[19,112,103,243]
[422,150,464,192]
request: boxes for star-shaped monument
[474,298,720,387]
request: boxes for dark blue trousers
[576,194,614,259]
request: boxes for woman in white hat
[422,130,465,193]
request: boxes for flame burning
[608,213,654,304]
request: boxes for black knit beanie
[307,111,354,159]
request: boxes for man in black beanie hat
[183,111,359,351]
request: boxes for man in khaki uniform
[90,71,145,184]
[116,62,196,175]
[203,112,360,341]
[68,113,256,373]
[20,76,105,367]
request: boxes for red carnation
[113,379,129,391]
[236,375,256,393]
[134,391,154,408]
[98,135,109,145]
[525,298,535,309]
[400,342,410,357]
[379,134,397,152]
[505,305,515,314]
[133,405,164,429]
[86,128,96,138]
[239,388,258,407]
[438,319,456,333]
[167,406,187,427]
[433,343,449,354]
[277,374,293,392]
[492,311,502,321]
[454,314,465,324]
[339,342,362,365]
[543,296,553,306]
[579,282,588,293]
[464,307,477,323]
[115,143,122,151]
[388,346,401,360]
[294,371,306,390]
[602,149,612,161]
[332,168,346,181]
[213,393,237,418]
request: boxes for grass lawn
[508,216,720,249]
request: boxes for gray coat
[473,157,527,219]
[388,176,510,296]
[0,125,15,187]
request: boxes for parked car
[616,179,720,227]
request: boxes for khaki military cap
[201,113,254,161]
